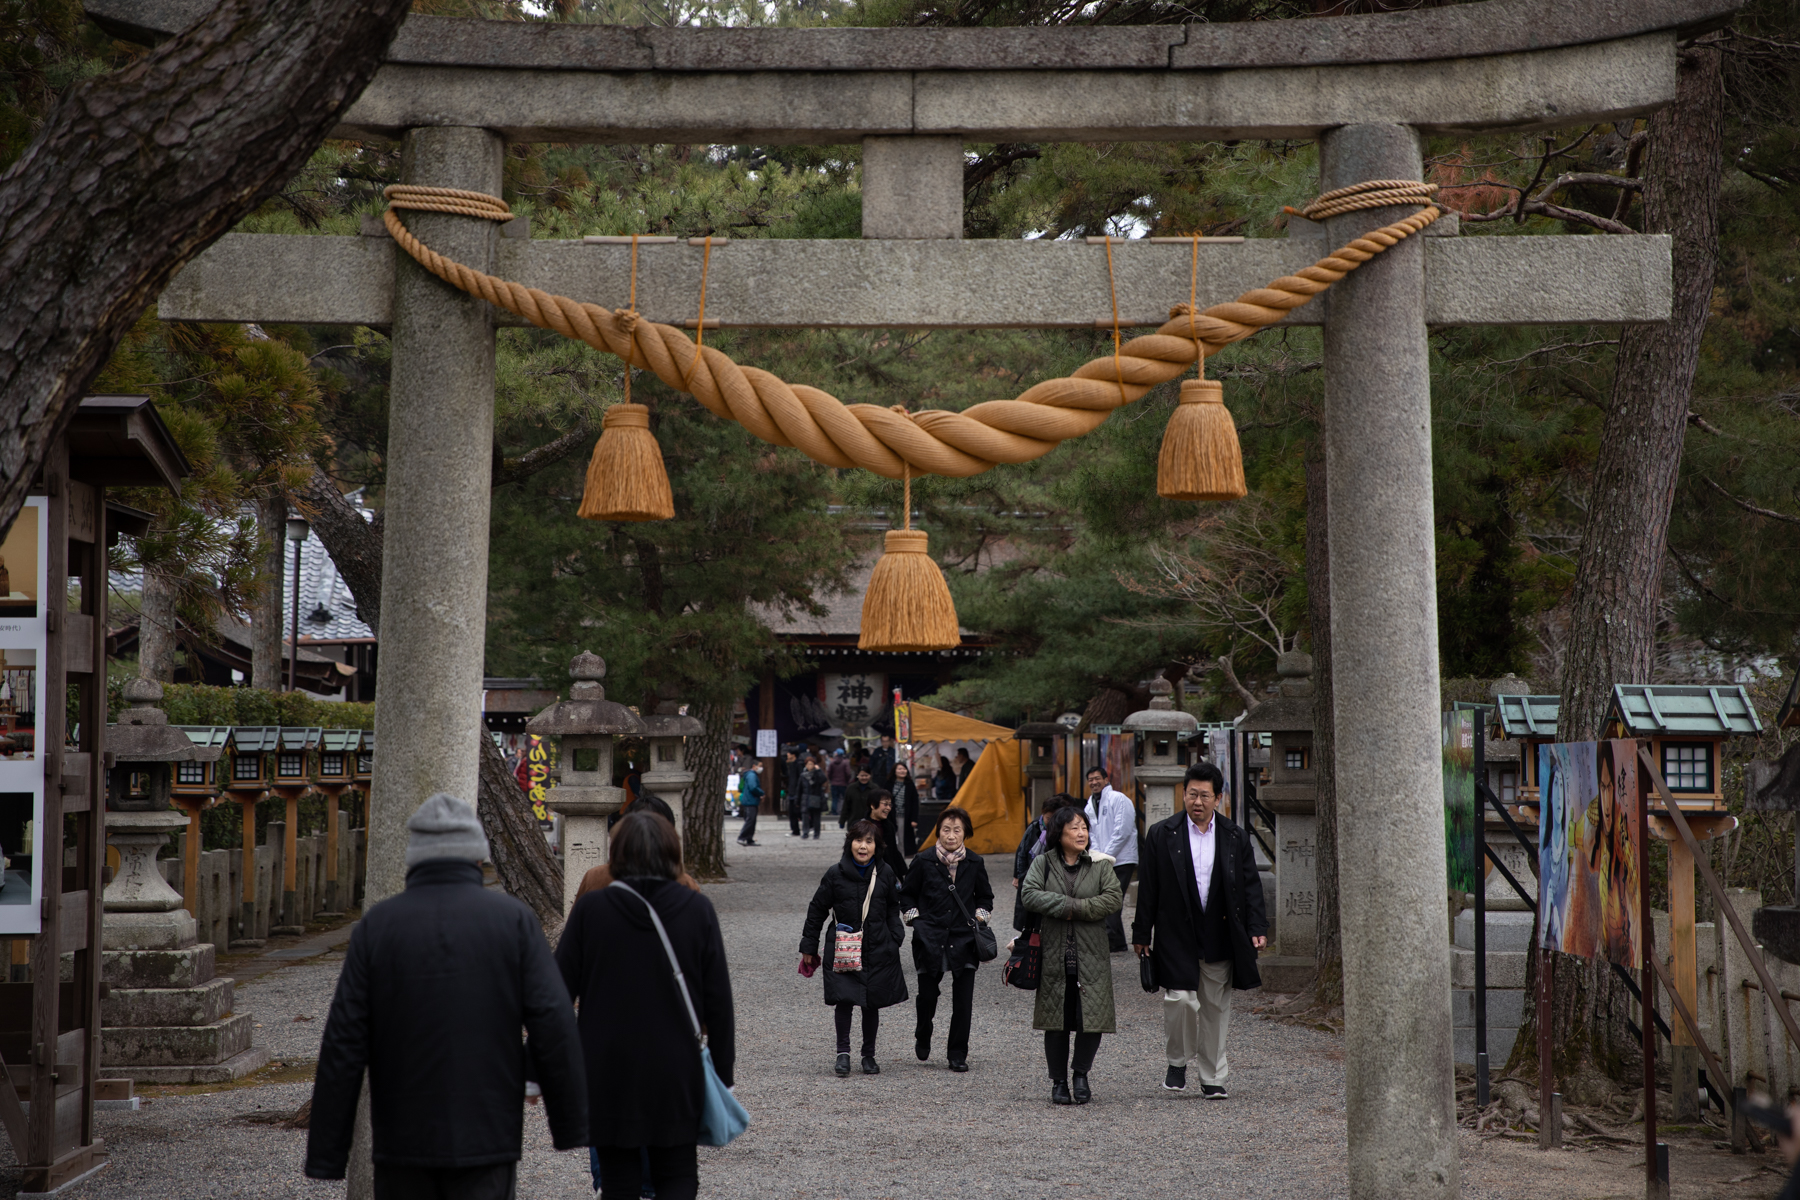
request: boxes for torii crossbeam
[95,0,1733,1194]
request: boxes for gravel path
[0,825,1773,1198]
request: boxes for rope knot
[889,404,912,418]
[1285,180,1440,223]
[1169,302,1195,319]
[612,308,642,335]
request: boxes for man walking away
[1131,763,1268,1098]
[737,761,764,846]
[869,734,897,792]
[307,793,587,1197]
[785,749,804,837]
[1083,768,1139,953]
[842,766,879,829]
[828,749,852,824]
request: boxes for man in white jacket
[1084,767,1139,952]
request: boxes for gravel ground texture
[0,824,1782,1198]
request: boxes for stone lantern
[1237,651,1318,993]
[1120,681,1197,827]
[1014,722,1067,818]
[107,678,214,813]
[640,702,704,836]
[526,652,646,915]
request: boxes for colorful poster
[1538,740,1641,965]
[0,499,46,934]
[1443,710,1479,896]
[894,700,911,743]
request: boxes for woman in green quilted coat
[1019,804,1123,1106]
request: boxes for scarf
[935,842,966,881]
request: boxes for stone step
[1455,1025,1520,1069]
[1451,946,1527,989]
[1453,986,1525,1028]
[102,1012,252,1068]
[102,976,234,1028]
[107,1046,272,1086]
[1454,908,1535,953]
[102,945,216,990]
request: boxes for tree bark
[0,0,412,542]
[476,730,566,938]
[293,468,386,634]
[137,566,180,682]
[1305,450,1343,1010]
[1512,41,1724,1094]
[685,698,733,879]
[294,473,565,931]
[252,491,286,690]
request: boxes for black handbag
[1139,949,1160,993]
[1004,914,1042,991]
[941,861,998,962]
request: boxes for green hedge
[106,679,375,730]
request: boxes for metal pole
[1474,718,1489,1108]
[1538,947,1554,1150]
[1640,737,1663,1199]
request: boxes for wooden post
[1668,835,1700,1120]
[180,799,205,916]
[239,794,261,945]
[321,785,343,916]
[279,788,301,932]
[1538,948,1554,1150]
[1641,740,1664,1200]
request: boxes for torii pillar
[1321,124,1457,1196]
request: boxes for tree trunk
[685,698,733,879]
[252,492,286,690]
[1512,41,1724,1094]
[0,0,413,543]
[293,469,386,634]
[1305,450,1343,1010]
[476,730,566,938]
[294,476,565,927]
[137,566,180,682]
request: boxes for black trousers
[803,807,822,837]
[916,966,976,1060]
[789,794,802,833]
[1044,972,1103,1082]
[372,1162,517,1200]
[1105,863,1135,950]
[834,1002,880,1055]
[596,1144,698,1200]
[738,806,758,842]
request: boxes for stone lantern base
[100,811,268,1083]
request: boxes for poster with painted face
[1538,740,1641,965]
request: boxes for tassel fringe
[858,530,960,652]
[578,404,675,522]
[1157,380,1246,502]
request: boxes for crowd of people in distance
[299,755,1267,1199]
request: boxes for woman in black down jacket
[556,812,735,1200]
[799,819,909,1076]
[898,806,994,1072]
[891,761,922,855]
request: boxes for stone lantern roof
[1236,652,1316,734]
[525,652,646,736]
[1121,678,1199,734]
[641,700,704,738]
[109,678,215,763]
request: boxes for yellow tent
[905,703,1026,856]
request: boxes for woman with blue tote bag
[557,811,743,1200]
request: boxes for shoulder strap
[612,883,703,1045]
[939,858,977,928]
[860,867,878,925]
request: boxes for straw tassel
[577,403,675,522]
[858,530,961,651]
[1157,379,1246,502]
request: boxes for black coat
[1130,812,1269,992]
[870,812,908,878]
[802,767,828,810]
[842,780,880,828]
[306,861,586,1177]
[1011,819,1047,932]
[799,854,909,1009]
[898,850,995,974]
[890,775,921,825]
[555,875,736,1148]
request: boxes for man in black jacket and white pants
[306,793,588,1198]
[1131,763,1268,1098]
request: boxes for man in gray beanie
[307,793,587,1198]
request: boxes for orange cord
[683,236,712,389]
[1104,237,1127,405]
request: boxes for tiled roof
[1494,694,1560,739]
[284,513,376,643]
[1609,684,1762,737]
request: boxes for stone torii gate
[97,0,1722,1192]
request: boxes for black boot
[915,1031,931,1061]
[861,1055,880,1075]
[1071,1073,1091,1105]
[1051,1080,1073,1106]
[834,1053,851,1077]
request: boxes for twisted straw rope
[381,180,1439,481]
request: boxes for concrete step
[103,976,234,1028]
[102,1011,252,1068]
[1451,946,1527,989]
[1454,908,1535,953]
[102,944,216,989]
[1453,986,1525,1028]
[106,1046,271,1086]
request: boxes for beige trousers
[1163,960,1233,1084]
